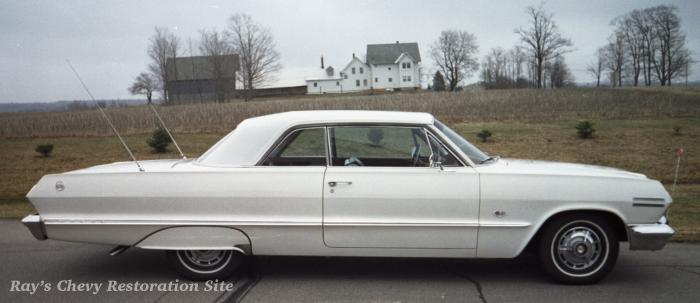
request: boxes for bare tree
[549,55,574,88]
[200,28,237,102]
[430,30,479,91]
[148,27,180,104]
[614,15,644,86]
[515,4,573,88]
[225,14,281,100]
[649,5,690,86]
[604,31,626,87]
[128,72,158,103]
[586,48,606,87]
[633,8,657,86]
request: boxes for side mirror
[430,161,444,171]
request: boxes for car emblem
[55,181,65,192]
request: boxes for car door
[322,125,480,249]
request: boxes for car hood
[479,158,648,180]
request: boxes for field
[0,87,698,241]
[2,87,700,137]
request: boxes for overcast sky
[0,0,698,103]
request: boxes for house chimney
[321,56,324,69]
[396,41,399,44]
[352,53,355,59]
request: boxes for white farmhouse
[306,42,421,94]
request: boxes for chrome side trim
[479,222,532,228]
[44,219,321,226]
[632,202,665,208]
[633,197,666,202]
[325,222,479,227]
[21,214,47,240]
[139,246,247,254]
[44,219,530,228]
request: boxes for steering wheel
[344,156,364,166]
[410,143,421,167]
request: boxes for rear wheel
[538,214,619,284]
[167,250,243,281]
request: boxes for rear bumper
[21,214,47,240]
[628,216,674,251]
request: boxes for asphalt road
[1,219,699,303]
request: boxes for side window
[428,134,461,166]
[329,126,431,167]
[261,128,327,166]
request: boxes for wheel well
[524,210,628,253]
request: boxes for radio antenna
[67,60,145,172]
[146,101,186,159]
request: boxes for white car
[23,110,674,284]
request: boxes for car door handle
[328,181,352,187]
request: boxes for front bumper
[628,216,674,250]
[21,214,47,240]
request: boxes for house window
[360,67,364,74]
[388,77,392,82]
[401,63,406,69]
[343,74,348,79]
[352,67,356,74]
[407,76,412,81]
[336,81,340,86]
[313,82,318,87]
[388,67,391,70]
[356,80,360,87]
[402,76,406,82]
[374,77,378,83]
[407,62,411,68]
[363,79,367,86]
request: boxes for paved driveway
[1,220,698,302]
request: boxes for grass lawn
[1,118,698,241]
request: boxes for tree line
[587,5,693,87]
[129,14,281,104]
[431,4,692,91]
[430,4,575,91]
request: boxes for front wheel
[538,214,619,284]
[166,250,243,281]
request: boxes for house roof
[165,55,240,81]
[340,57,367,73]
[305,67,343,81]
[196,110,435,166]
[366,42,421,65]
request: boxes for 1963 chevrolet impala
[23,110,673,284]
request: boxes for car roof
[196,110,435,167]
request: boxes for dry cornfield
[1,87,699,138]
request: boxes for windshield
[434,120,490,164]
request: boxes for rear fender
[134,226,251,254]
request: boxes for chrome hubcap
[177,250,234,274]
[556,226,602,271]
[183,250,228,267]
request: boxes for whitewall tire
[166,250,243,281]
[538,214,619,284]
